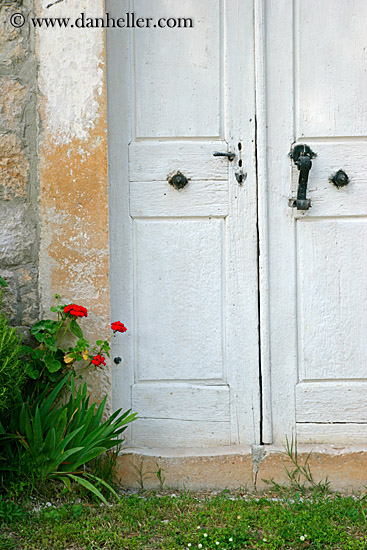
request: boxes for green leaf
[25,364,39,379]
[31,348,44,360]
[59,476,71,492]
[58,446,85,465]
[44,427,56,455]
[69,319,83,339]
[39,372,70,416]
[19,345,33,355]
[31,320,60,334]
[44,356,62,373]
[23,407,33,448]
[72,447,108,470]
[54,426,85,457]
[44,335,57,352]
[33,406,44,452]
[0,276,8,287]
[67,474,108,505]
[50,305,65,313]
[84,472,119,501]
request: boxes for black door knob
[168,171,189,190]
[330,170,349,188]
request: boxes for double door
[108,0,367,447]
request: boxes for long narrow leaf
[39,372,71,416]
[84,472,119,501]
[23,407,33,448]
[33,406,44,452]
[43,427,56,455]
[69,406,97,448]
[54,425,85,457]
[67,474,108,505]
[90,396,107,430]
[57,446,85,466]
[66,447,108,471]
[59,476,71,491]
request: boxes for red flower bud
[111,321,127,333]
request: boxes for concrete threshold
[116,445,367,493]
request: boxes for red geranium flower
[91,354,106,367]
[111,321,127,333]
[64,304,88,318]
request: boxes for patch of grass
[1,489,367,549]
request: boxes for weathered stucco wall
[0,0,39,337]
[0,0,110,402]
[34,0,110,404]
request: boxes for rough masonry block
[0,78,28,132]
[0,203,36,266]
[0,132,29,199]
[0,7,27,66]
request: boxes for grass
[1,487,367,549]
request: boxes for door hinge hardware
[235,169,247,185]
[213,151,236,161]
[289,143,316,210]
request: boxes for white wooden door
[265,0,367,444]
[108,0,260,447]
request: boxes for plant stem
[58,320,71,347]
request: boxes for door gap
[254,113,264,446]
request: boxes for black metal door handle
[289,144,316,210]
[213,151,235,161]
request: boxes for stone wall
[0,0,39,338]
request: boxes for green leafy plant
[262,436,330,495]
[21,296,127,395]
[0,281,26,419]
[263,435,330,494]
[284,435,330,492]
[156,461,166,490]
[39,502,84,521]
[132,458,157,490]
[0,292,133,502]
[0,495,27,525]
[89,443,123,494]
[0,373,137,504]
